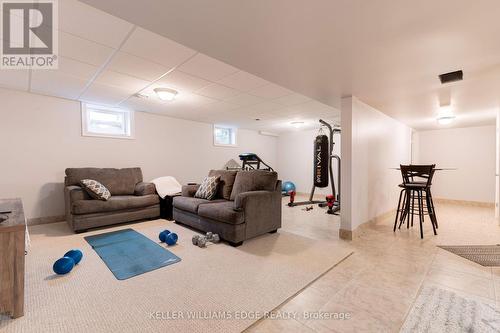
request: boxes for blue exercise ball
[53,257,75,275]
[165,232,178,246]
[282,181,296,194]
[159,230,171,242]
[64,249,83,265]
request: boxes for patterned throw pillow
[194,176,220,200]
[80,179,111,201]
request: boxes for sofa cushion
[72,194,159,215]
[173,197,212,214]
[80,179,111,201]
[198,201,245,225]
[194,176,220,200]
[65,168,143,195]
[230,171,278,200]
[208,170,237,200]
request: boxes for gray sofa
[173,170,282,246]
[64,167,160,232]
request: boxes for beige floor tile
[279,285,333,316]
[246,316,316,333]
[431,249,493,279]
[425,266,495,300]
[252,199,500,332]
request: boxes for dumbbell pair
[53,249,83,275]
[192,232,220,248]
[159,230,178,246]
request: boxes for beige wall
[0,88,278,220]
[341,97,412,233]
[413,126,496,203]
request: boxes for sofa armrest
[134,182,156,196]
[233,191,274,211]
[182,184,200,197]
[233,189,282,239]
[65,185,90,202]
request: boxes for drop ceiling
[0,0,339,133]
[79,0,500,130]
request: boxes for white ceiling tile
[240,101,283,114]
[107,51,170,81]
[59,31,114,66]
[80,83,132,106]
[120,27,196,69]
[216,71,269,91]
[196,83,240,100]
[94,70,150,94]
[289,100,339,114]
[56,56,99,80]
[224,93,265,106]
[156,70,210,93]
[248,83,293,99]
[270,107,301,116]
[0,70,29,91]
[177,54,238,81]
[273,93,311,106]
[31,71,88,100]
[59,0,133,48]
[121,96,166,113]
[176,93,218,107]
[199,101,240,113]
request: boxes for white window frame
[213,125,238,147]
[81,103,135,140]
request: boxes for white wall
[277,128,340,196]
[341,97,412,233]
[0,88,277,220]
[413,126,496,203]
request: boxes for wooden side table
[0,198,26,318]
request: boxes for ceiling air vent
[439,70,463,84]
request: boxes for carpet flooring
[0,219,352,333]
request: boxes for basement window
[81,103,134,139]
[213,125,237,147]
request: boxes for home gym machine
[239,153,274,171]
[225,153,274,171]
[288,119,341,214]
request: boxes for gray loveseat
[64,167,160,232]
[173,170,282,246]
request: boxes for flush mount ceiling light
[436,105,456,125]
[437,115,456,125]
[154,87,178,101]
[291,121,304,128]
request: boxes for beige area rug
[438,245,500,267]
[400,285,500,332]
[0,219,352,333]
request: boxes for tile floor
[246,197,500,332]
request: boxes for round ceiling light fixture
[154,87,178,101]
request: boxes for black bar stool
[393,164,438,239]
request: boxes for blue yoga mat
[84,228,181,280]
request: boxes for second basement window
[213,125,237,147]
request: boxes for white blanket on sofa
[151,176,182,199]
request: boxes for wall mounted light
[154,88,178,101]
